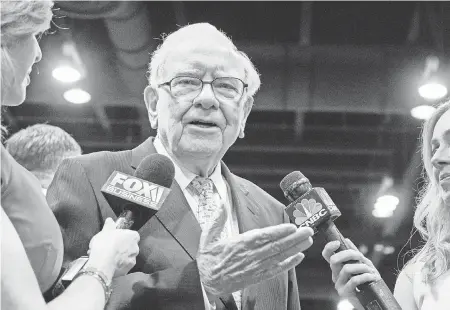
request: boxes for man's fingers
[322,240,341,263]
[199,203,228,249]
[255,252,306,284]
[251,229,314,263]
[243,225,311,248]
[258,238,312,272]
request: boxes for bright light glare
[373,194,399,217]
[358,244,369,255]
[63,88,91,104]
[418,82,448,100]
[372,208,394,218]
[383,245,395,255]
[52,66,81,83]
[410,105,437,120]
[373,244,396,255]
[376,195,399,207]
[411,105,436,120]
[374,201,397,212]
[337,299,355,310]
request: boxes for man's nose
[193,83,219,109]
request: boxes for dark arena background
[3,2,450,309]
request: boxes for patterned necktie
[189,176,241,310]
[190,177,218,231]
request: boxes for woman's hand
[86,218,140,282]
[322,239,381,298]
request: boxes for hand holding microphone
[61,154,175,289]
[280,171,402,310]
[322,238,381,303]
[86,218,140,280]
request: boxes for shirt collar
[153,136,227,199]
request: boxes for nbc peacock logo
[292,198,323,226]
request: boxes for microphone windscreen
[135,154,175,188]
[279,171,305,193]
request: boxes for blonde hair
[409,99,450,283]
[148,23,261,97]
[1,0,53,102]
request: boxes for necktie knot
[190,176,214,196]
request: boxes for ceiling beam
[299,2,313,47]
[172,1,188,26]
[424,2,445,53]
[93,104,112,133]
[226,165,388,180]
[406,2,421,44]
[229,145,393,156]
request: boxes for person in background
[48,22,314,310]
[1,1,140,309]
[322,100,450,309]
[6,124,82,195]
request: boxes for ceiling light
[372,208,394,218]
[383,245,395,255]
[373,194,399,217]
[418,82,448,101]
[52,66,81,83]
[410,105,436,120]
[376,195,399,207]
[63,88,91,104]
[337,299,355,310]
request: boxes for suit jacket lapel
[131,137,202,259]
[222,162,275,310]
[221,162,261,234]
[130,137,158,169]
[153,181,202,258]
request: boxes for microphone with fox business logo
[59,155,175,289]
[101,154,175,230]
[280,171,402,310]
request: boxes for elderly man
[6,124,82,195]
[48,23,313,310]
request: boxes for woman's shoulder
[394,262,424,310]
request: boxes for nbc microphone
[101,154,175,230]
[280,171,402,310]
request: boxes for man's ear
[239,96,254,138]
[144,86,159,129]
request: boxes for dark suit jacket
[47,137,301,310]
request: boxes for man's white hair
[148,23,261,97]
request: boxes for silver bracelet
[73,267,112,303]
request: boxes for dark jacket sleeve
[47,158,205,310]
[283,210,301,310]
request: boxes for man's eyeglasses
[158,76,248,103]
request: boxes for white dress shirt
[153,136,241,310]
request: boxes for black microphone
[59,154,175,288]
[101,154,175,230]
[280,171,402,310]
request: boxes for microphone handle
[116,209,134,229]
[319,222,402,310]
